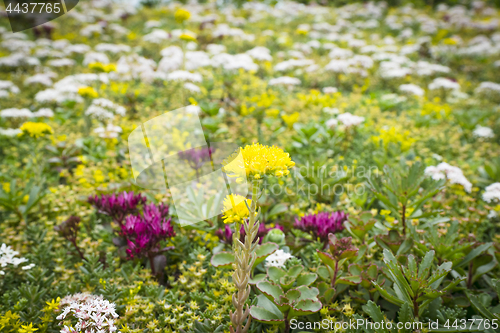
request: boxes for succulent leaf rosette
[250,265,321,332]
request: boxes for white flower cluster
[337,112,365,128]
[473,125,494,138]
[399,84,424,96]
[0,243,35,275]
[57,293,119,333]
[425,162,472,193]
[94,124,122,139]
[0,80,20,98]
[268,76,301,86]
[85,99,126,120]
[428,78,460,91]
[265,249,294,268]
[0,108,54,118]
[483,183,500,203]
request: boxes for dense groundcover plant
[1,0,500,332]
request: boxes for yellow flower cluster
[223,143,295,180]
[174,8,191,23]
[19,122,53,138]
[78,86,98,98]
[89,62,117,73]
[281,112,299,128]
[222,194,251,224]
[371,126,416,152]
[179,33,196,42]
[421,98,451,119]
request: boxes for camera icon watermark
[3,0,79,32]
[127,106,248,226]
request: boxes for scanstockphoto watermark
[290,318,425,331]
[263,179,368,198]
[290,318,500,331]
[290,161,379,179]
[263,162,380,198]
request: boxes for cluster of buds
[294,211,347,247]
[178,146,215,176]
[54,216,84,260]
[122,203,175,276]
[88,191,146,226]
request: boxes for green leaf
[466,291,500,321]
[256,281,284,302]
[250,301,284,324]
[289,299,322,318]
[455,243,492,268]
[296,273,317,287]
[295,285,319,302]
[249,274,267,285]
[317,251,336,272]
[287,265,304,278]
[398,302,413,324]
[210,252,234,268]
[418,250,435,279]
[267,266,287,284]
[253,242,279,269]
[317,266,331,280]
[362,301,390,333]
[267,203,288,218]
[372,281,405,306]
[336,275,361,285]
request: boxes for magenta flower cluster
[178,146,215,171]
[88,191,146,225]
[215,223,284,245]
[294,211,347,245]
[122,203,175,259]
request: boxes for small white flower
[425,162,472,193]
[265,249,294,268]
[483,183,500,203]
[326,118,338,128]
[428,78,460,91]
[337,112,365,127]
[0,108,33,118]
[268,76,301,86]
[94,124,122,139]
[183,82,201,92]
[399,84,424,96]
[323,87,338,94]
[473,125,494,138]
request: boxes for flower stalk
[230,181,259,333]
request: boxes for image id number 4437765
[443,319,498,330]
[5,1,62,14]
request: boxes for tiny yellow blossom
[281,112,300,128]
[78,86,98,98]
[174,8,191,23]
[19,323,38,333]
[179,33,196,42]
[222,194,251,224]
[19,122,53,139]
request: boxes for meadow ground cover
[1,0,500,332]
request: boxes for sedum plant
[373,249,463,320]
[250,265,321,333]
[221,143,295,333]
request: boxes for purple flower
[178,146,215,173]
[88,191,146,225]
[122,203,175,259]
[294,211,347,246]
[215,223,284,245]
